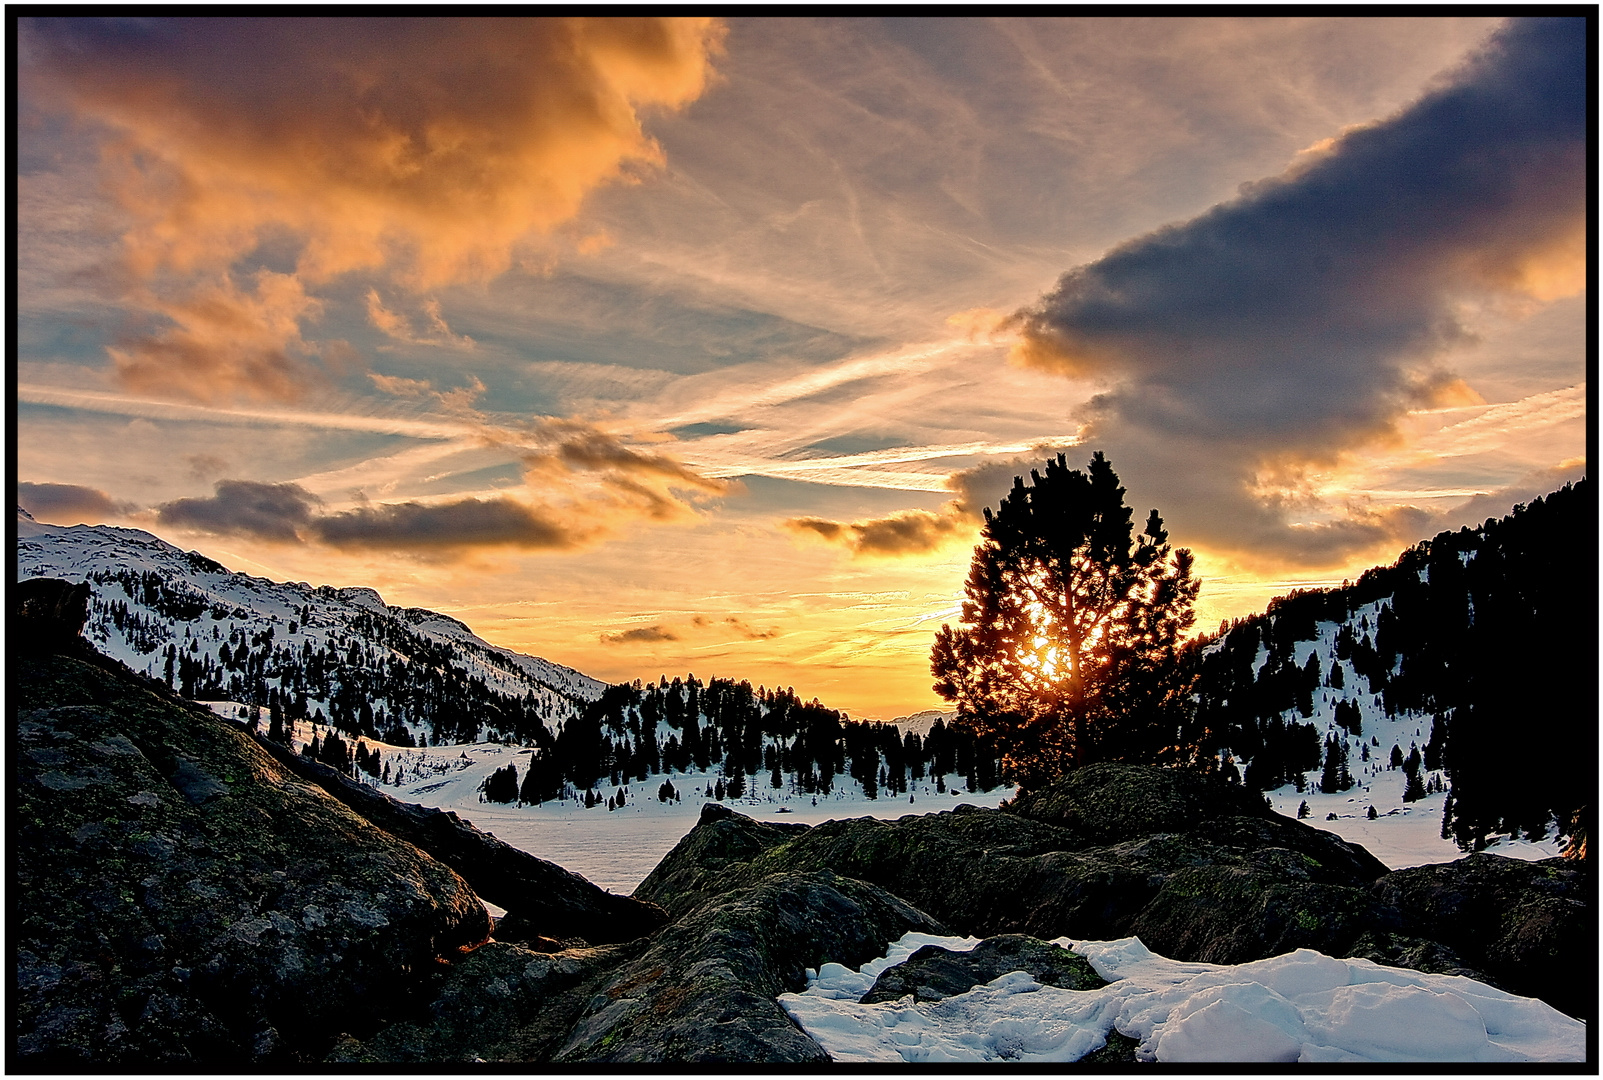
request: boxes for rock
[631,769,1584,1019]
[1007,762,1390,881]
[1370,853,1591,1020]
[861,933,1105,1003]
[255,737,668,945]
[15,649,490,1066]
[325,941,639,1063]
[557,871,946,1063]
[1126,866,1391,965]
[16,577,92,657]
[631,801,810,919]
[1083,1030,1141,1063]
[1344,931,1491,985]
[639,803,1147,939]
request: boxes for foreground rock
[325,942,640,1063]
[1372,853,1590,1020]
[336,869,946,1063]
[636,765,1584,1020]
[637,766,1394,963]
[258,739,668,945]
[15,648,489,1066]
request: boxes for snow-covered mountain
[16,509,605,743]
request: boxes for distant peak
[334,586,388,613]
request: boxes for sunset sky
[16,16,1587,719]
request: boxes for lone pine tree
[931,451,1199,789]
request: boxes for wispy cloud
[781,445,1079,557]
[601,614,777,646]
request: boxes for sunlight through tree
[932,452,1199,788]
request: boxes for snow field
[781,934,1586,1063]
[205,692,1557,898]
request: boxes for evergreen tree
[1402,746,1425,803]
[482,764,519,803]
[1319,734,1353,794]
[930,452,1199,788]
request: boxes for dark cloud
[17,481,131,524]
[154,479,585,551]
[1011,17,1585,568]
[310,497,583,551]
[157,480,319,542]
[601,625,679,644]
[603,614,777,645]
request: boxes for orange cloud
[111,270,323,403]
[785,503,973,558]
[25,17,725,400]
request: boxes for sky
[16,16,1588,720]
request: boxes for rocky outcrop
[336,869,947,1063]
[634,766,1583,1021]
[256,738,668,945]
[630,802,811,920]
[324,941,641,1063]
[861,933,1105,1003]
[16,576,93,656]
[1371,853,1590,1020]
[15,649,490,1066]
[635,767,1393,960]
[556,870,944,1062]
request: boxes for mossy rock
[15,652,489,1066]
[560,871,945,1063]
[861,934,1105,1003]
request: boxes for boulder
[256,738,667,945]
[1370,853,1591,1020]
[640,783,1390,949]
[630,801,810,919]
[324,941,639,1063]
[631,769,1584,1020]
[557,871,946,1062]
[1126,866,1390,965]
[15,649,490,1066]
[1007,762,1391,881]
[16,577,93,657]
[861,933,1105,1003]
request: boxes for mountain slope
[16,510,604,746]
[1188,479,1594,853]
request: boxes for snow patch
[781,934,1585,1063]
